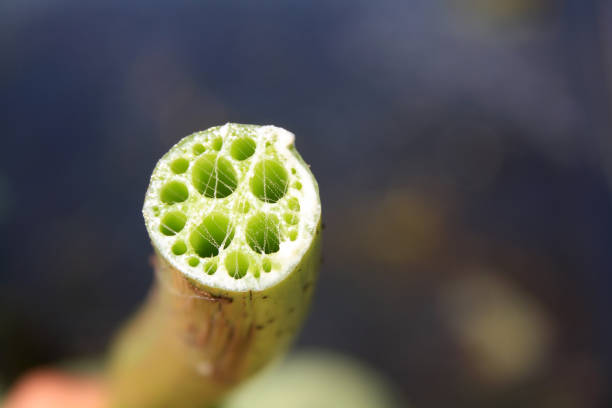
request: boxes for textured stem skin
[107,224,321,408]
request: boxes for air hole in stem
[287,197,300,212]
[225,251,249,279]
[192,154,238,198]
[237,200,250,214]
[160,181,189,204]
[193,144,206,155]
[230,137,256,160]
[250,159,288,203]
[160,211,187,236]
[211,137,223,151]
[190,213,234,258]
[204,260,217,275]
[170,157,189,174]
[172,240,187,255]
[283,212,299,225]
[246,212,280,254]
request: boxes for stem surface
[108,124,322,408]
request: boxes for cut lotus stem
[107,124,322,408]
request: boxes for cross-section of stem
[107,124,322,408]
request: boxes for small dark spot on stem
[188,282,234,303]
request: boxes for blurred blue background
[1,0,612,406]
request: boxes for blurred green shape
[224,349,406,408]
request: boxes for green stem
[107,124,322,408]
